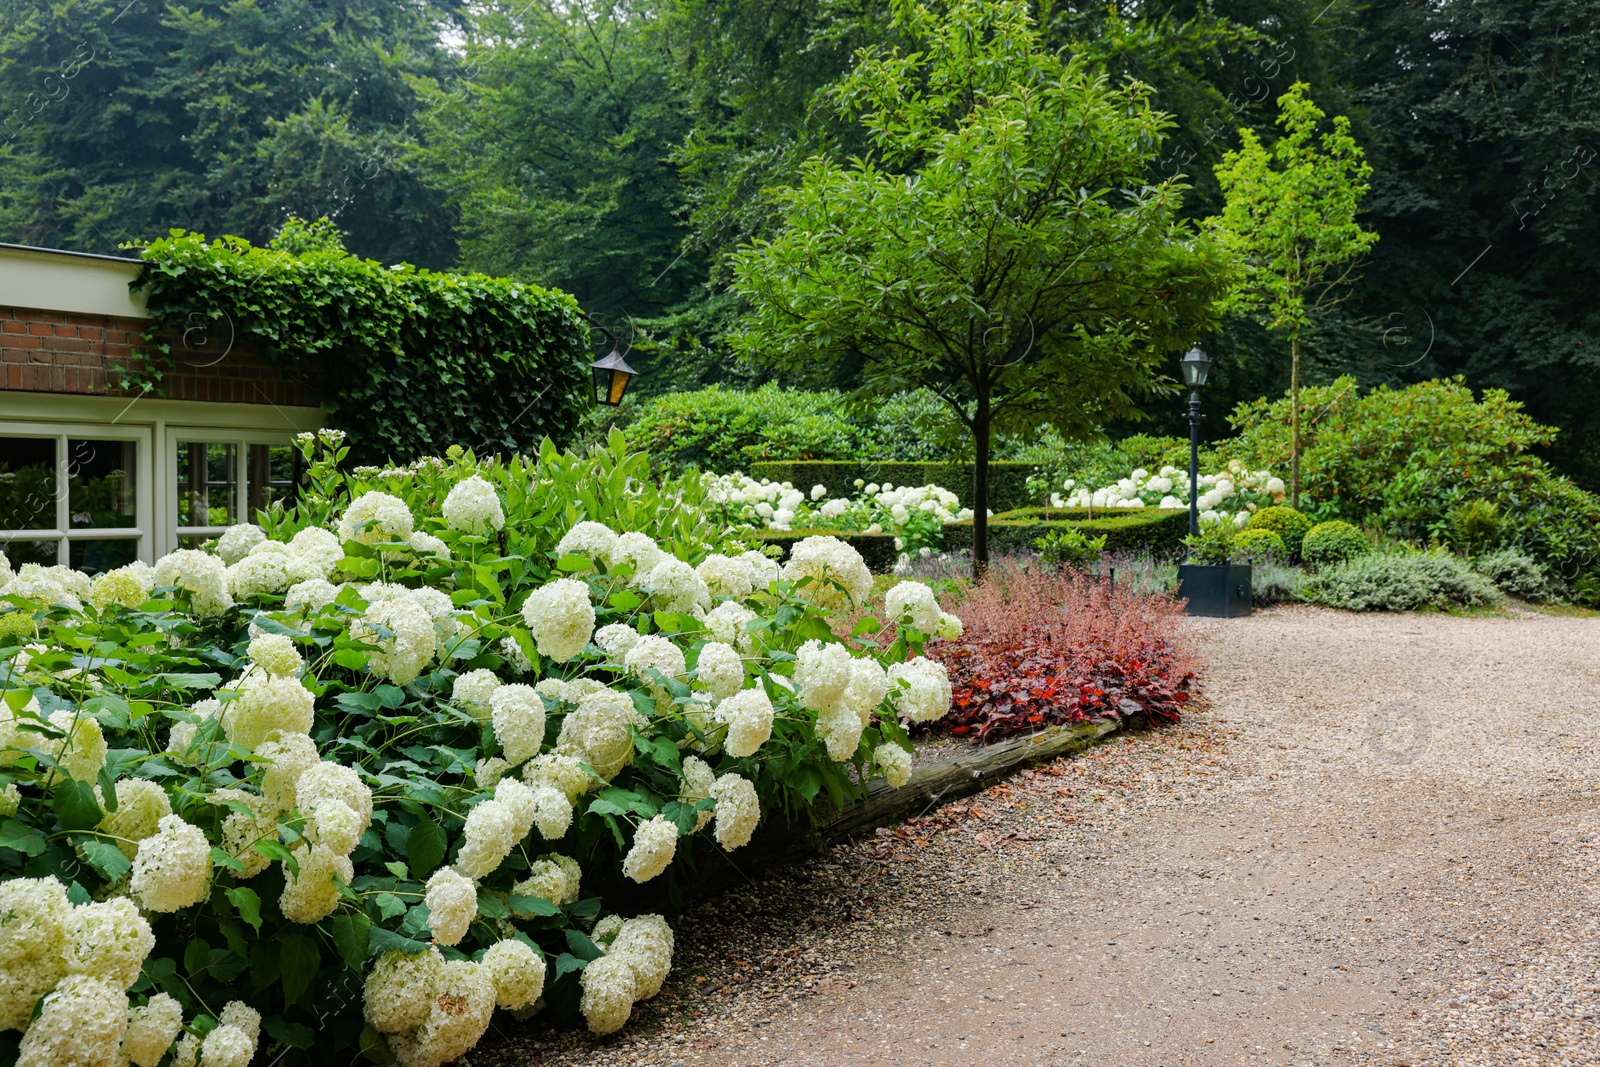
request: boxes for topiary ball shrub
[1232,528,1286,562]
[1301,520,1371,569]
[1247,506,1313,558]
[1297,550,1500,611]
[1472,547,1557,601]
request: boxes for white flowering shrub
[1045,459,1288,528]
[0,429,954,1065]
[703,472,973,555]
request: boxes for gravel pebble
[474,605,1600,1066]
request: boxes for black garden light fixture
[1180,345,1212,537]
[589,347,636,407]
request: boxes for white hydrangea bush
[703,472,974,555]
[1047,459,1288,528]
[0,431,954,1064]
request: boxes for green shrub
[751,460,1037,513]
[134,227,590,466]
[1034,527,1108,569]
[1232,528,1286,561]
[1297,550,1500,611]
[1472,547,1556,601]
[1301,520,1371,569]
[1247,506,1312,557]
[1250,560,1302,605]
[943,507,1189,557]
[1183,518,1236,565]
[1444,499,1504,556]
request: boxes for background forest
[2,0,1597,485]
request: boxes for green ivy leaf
[226,886,263,933]
[52,779,101,832]
[406,816,447,878]
[330,912,371,971]
[279,934,320,1006]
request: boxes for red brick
[26,323,53,336]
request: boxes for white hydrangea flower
[520,578,595,663]
[281,527,344,585]
[711,773,759,850]
[153,550,233,616]
[442,475,505,534]
[15,973,127,1067]
[523,751,595,801]
[307,798,363,855]
[694,641,744,703]
[96,779,173,860]
[60,897,153,991]
[297,761,373,829]
[884,580,942,633]
[198,1023,254,1067]
[280,842,354,924]
[842,657,890,724]
[248,633,303,678]
[490,683,546,766]
[227,550,292,599]
[0,783,19,817]
[621,815,677,883]
[593,622,640,662]
[386,958,494,1067]
[887,656,953,723]
[354,596,437,686]
[219,1001,261,1047]
[284,577,339,614]
[454,799,519,881]
[45,708,107,783]
[793,639,854,713]
[816,703,865,761]
[0,876,70,1030]
[405,530,449,559]
[130,815,212,912]
[703,600,757,652]
[934,612,963,640]
[88,562,155,612]
[339,491,415,546]
[257,731,320,812]
[529,783,574,839]
[514,854,581,906]
[215,524,265,565]
[482,939,546,1010]
[874,743,912,788]
[695,554,753,600]
[364,946,444,1035]
[678,755,716,831]
[2,563,82,610]
[642,558,711,615]
[219,670,315,752]
[608,531,665,575]
[451,668,500,720]
[738,550,780,590]
[212,788,275,879]
[714,687,774,758]
[122,992,183,1067]
[425,868,477,946]
[556,688,638,781]
[579,953,637,1035]
[556,521,619,567]
[609,914,675,1000]
[493,777,538,841]
[474,757,510,788]
[623,634,686,690]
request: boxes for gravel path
[482,606,1600,1067]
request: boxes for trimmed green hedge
[940,507,1190,557]
[752,528,901,573]
[750,460,1038,513]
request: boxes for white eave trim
[0,243,148,320]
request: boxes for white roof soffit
[0,243,148,320]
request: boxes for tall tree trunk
[1290,330,1301,510]
[972,393,991,579]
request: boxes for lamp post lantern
[589,348,637,407]
[1179,346,1212,538]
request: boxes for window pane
[69,538,138,574]
[0,437,57,531]
[248,444,301,515]
[68,439,137,529]
[0,539,60,567]
[177,442,237,527]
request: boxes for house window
[0,433,145,570]
[175,439,302,547]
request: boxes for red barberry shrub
[926,559,1196,742]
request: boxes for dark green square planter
[1177,563,1253,617]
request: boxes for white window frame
[169,426,305,545]
[0,421,152,567]
[0,394,322,566]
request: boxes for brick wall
[0,306,311,407]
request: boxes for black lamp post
[589,348,636,407]
[1180,345,1212,537]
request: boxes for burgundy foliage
[925,561,1196,743]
